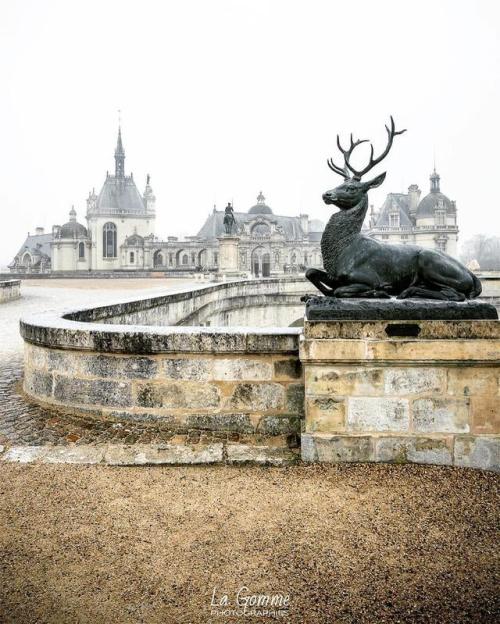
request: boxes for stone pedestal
[216,236,243,278]
[300,305,500,471]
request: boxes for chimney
[408,184,421,221]
[299,214,309,235]
[35,227,45,235]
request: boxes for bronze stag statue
[306,117,481,301]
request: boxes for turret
[143,174,156,214]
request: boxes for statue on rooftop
[306,117,482,301]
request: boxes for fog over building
[10,126,459,275]
[365,169,459,257]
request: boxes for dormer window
[389,213,400,227]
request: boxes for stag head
[323,116,406,210]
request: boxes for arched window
[78,242,85,259]
[182,254,188,265]
[103,222,117,258]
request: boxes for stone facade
[301,319,499,471]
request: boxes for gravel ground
[0,462,498,624]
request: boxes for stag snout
[323,191,337,204]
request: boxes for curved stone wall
[19,277,500,469]
[1,279,20,302]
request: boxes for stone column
[300,298,500,471]
[216,235,242,278]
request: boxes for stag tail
[327,116,406,180]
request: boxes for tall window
[103,222,117,258]
[78,242,85,259]
[182,254,188,265]
[129,251,135,264]
[389,213,399,227]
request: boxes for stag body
[307,118,481,301]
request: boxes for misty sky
[1,0,499,267]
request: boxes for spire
[430,167,440,193]
[114,125,125,178]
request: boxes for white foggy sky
[1,0,499,267]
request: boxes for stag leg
[334,283,391,298]
[305,268,338,296]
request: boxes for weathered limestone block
[104,443,224,465]
[213,358,273,381]
[367,340,500,363]
[226,444,298,465]
[347,398,409,432]
[286,384,305,413]
[257,414,301,435]
[136,382,220,410]
[229,383,285,411]
[53,375,132,408]
[162,358,213,381]
[41,445,106,464]
[374,436,453,465]
[273,358,302,380]
[78,354,159,379]
[470,396,500,434]
[447,367,499,397]
[384,368,444,396]
[24,367,53,399]
[301,433,373,463]
[185,413,255,433]
[454,436,499,471]
[306,366,383,396]
[413,398,470,433]
[305,396,345,432]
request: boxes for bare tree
[460,235,500,271]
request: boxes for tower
[114,126,125,179]
[430,168,440,193]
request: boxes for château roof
[95,175,146,215]
[374,193,413,227]
[416,169,455,218]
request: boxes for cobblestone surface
[0,281,203,448]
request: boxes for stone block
[229,383,284,411]
[42,445,105,464]
[226,444,298,465]
[384,368,444,396]
[135,382,220,410]
[470,396,500,434]
[213,358,273,381]
[300,340,367,363]
[257,415,301,436]
[185,413,255,433]
[454,436,500,471]
[306,366,383,396]
[104,443,224,465]
[286,383,305,414]
[2,446,49,463]
[447,367,498,397]
[162,358,213,381]
[24,368,53,399]
[53,375,132,408]
[303,434,373,463]
[374,436,452,465]
[413,398,470,433]
[347,398,409,432]
[274,359,302,380]
[367,340,500,363]
[79,354,158,380]
[305,396,345,432]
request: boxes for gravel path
[0,463,498,623]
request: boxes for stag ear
[362,172,386,190]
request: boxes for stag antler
[327,116,406,181]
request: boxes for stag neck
[321,195,368,277]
